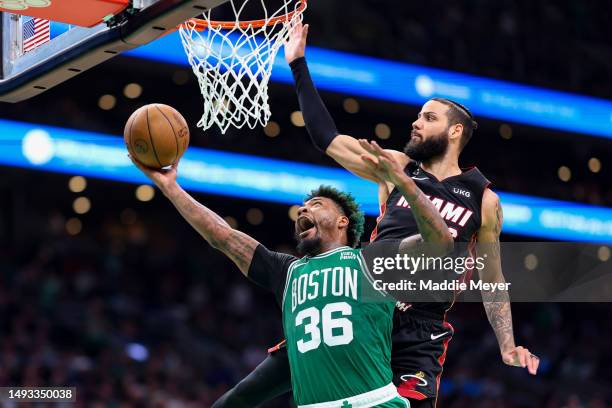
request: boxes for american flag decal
[22,17,50,53]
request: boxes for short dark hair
[431,98,478,150]
[305,185,365,248]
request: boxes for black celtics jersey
[371,160,490,316]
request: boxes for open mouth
[297,216,316,238]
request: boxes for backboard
[0,0,228,103]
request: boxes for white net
[179,0,306,133]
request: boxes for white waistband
[298,383,400,408]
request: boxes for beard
[295,231,322,257]
[404,130,449,162]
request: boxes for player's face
[404,100,451,161]
[295,197,348,256]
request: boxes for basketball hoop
[178,0,307,133]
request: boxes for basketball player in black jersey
[212,22,540,408]
[285,22,540,406]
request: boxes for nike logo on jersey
[430,332,449,340]
[411,177,429,181]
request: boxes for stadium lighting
[123,83,143,99]
[2,118,612,242]
[343,98,360,114]
[558,166,572,182]
[588,158,601,173]
[65,218,82,235]
[524,254,538,270]
[598,246,611,262]
[375,123,391,140]
[68,176,87,193]
[126,343,149,362]
[73,197,91,215]
[98,94,116,111]
[499,124,513,140]
[127,31,612,139]
[22,129,53,165]
[290,111,305,127]
[264,121,281,138]
[135,185,155,202]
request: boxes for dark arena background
[1,1,611,407]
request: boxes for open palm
[284,22,309,64]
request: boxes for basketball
[124,104,190,169]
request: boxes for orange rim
[178,0,307,31]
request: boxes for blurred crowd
[1,1,611,405]
[0,202,288,407]
[306,0,612,99]
[1,191,611,407]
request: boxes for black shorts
[212,346,291,408]
[391,307,454,402]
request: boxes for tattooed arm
[130,158,258,276]
[360,140,453,245]
[163,183,258,275]
[477,189,539,375]
[395,178,453,244]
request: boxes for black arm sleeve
[290,57,339,152]
[248,244,298,304]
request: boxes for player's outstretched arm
[360,140,453,246]
[130,157,259,276]
[284,22,407,183]
[477,190,539,375]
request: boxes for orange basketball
[124,104,190,169]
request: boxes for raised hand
[284,21,309,64]
[129,155,178,194]
[359,140,408,187]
